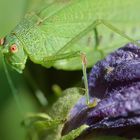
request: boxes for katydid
[1,0,140,107]
[1,0,140,73]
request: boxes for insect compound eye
[0,38,5,45]
[10,44,18,53]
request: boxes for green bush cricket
[1,0,140,108]
[1,0,140,73]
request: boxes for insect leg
[81,53,89,105]
[55,21,100,55]
[44,51,92,106]
[94,27,100,48]
[56,19,138,56]
[45,52,97,107]
[93,28,104,58]
[98,19,138,45]
[81,53,98,107]
[43,51,81,62]
[43,51,81,67]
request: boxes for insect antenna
[2,56,23,116]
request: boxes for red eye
[10,44,18,53]
[0,38,5,45]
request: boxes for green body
[2,0,140,73]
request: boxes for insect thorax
[13,17,52,65]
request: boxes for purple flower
[62,43,140,139]
[88,43,139,98]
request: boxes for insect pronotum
[1,0,140,105]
